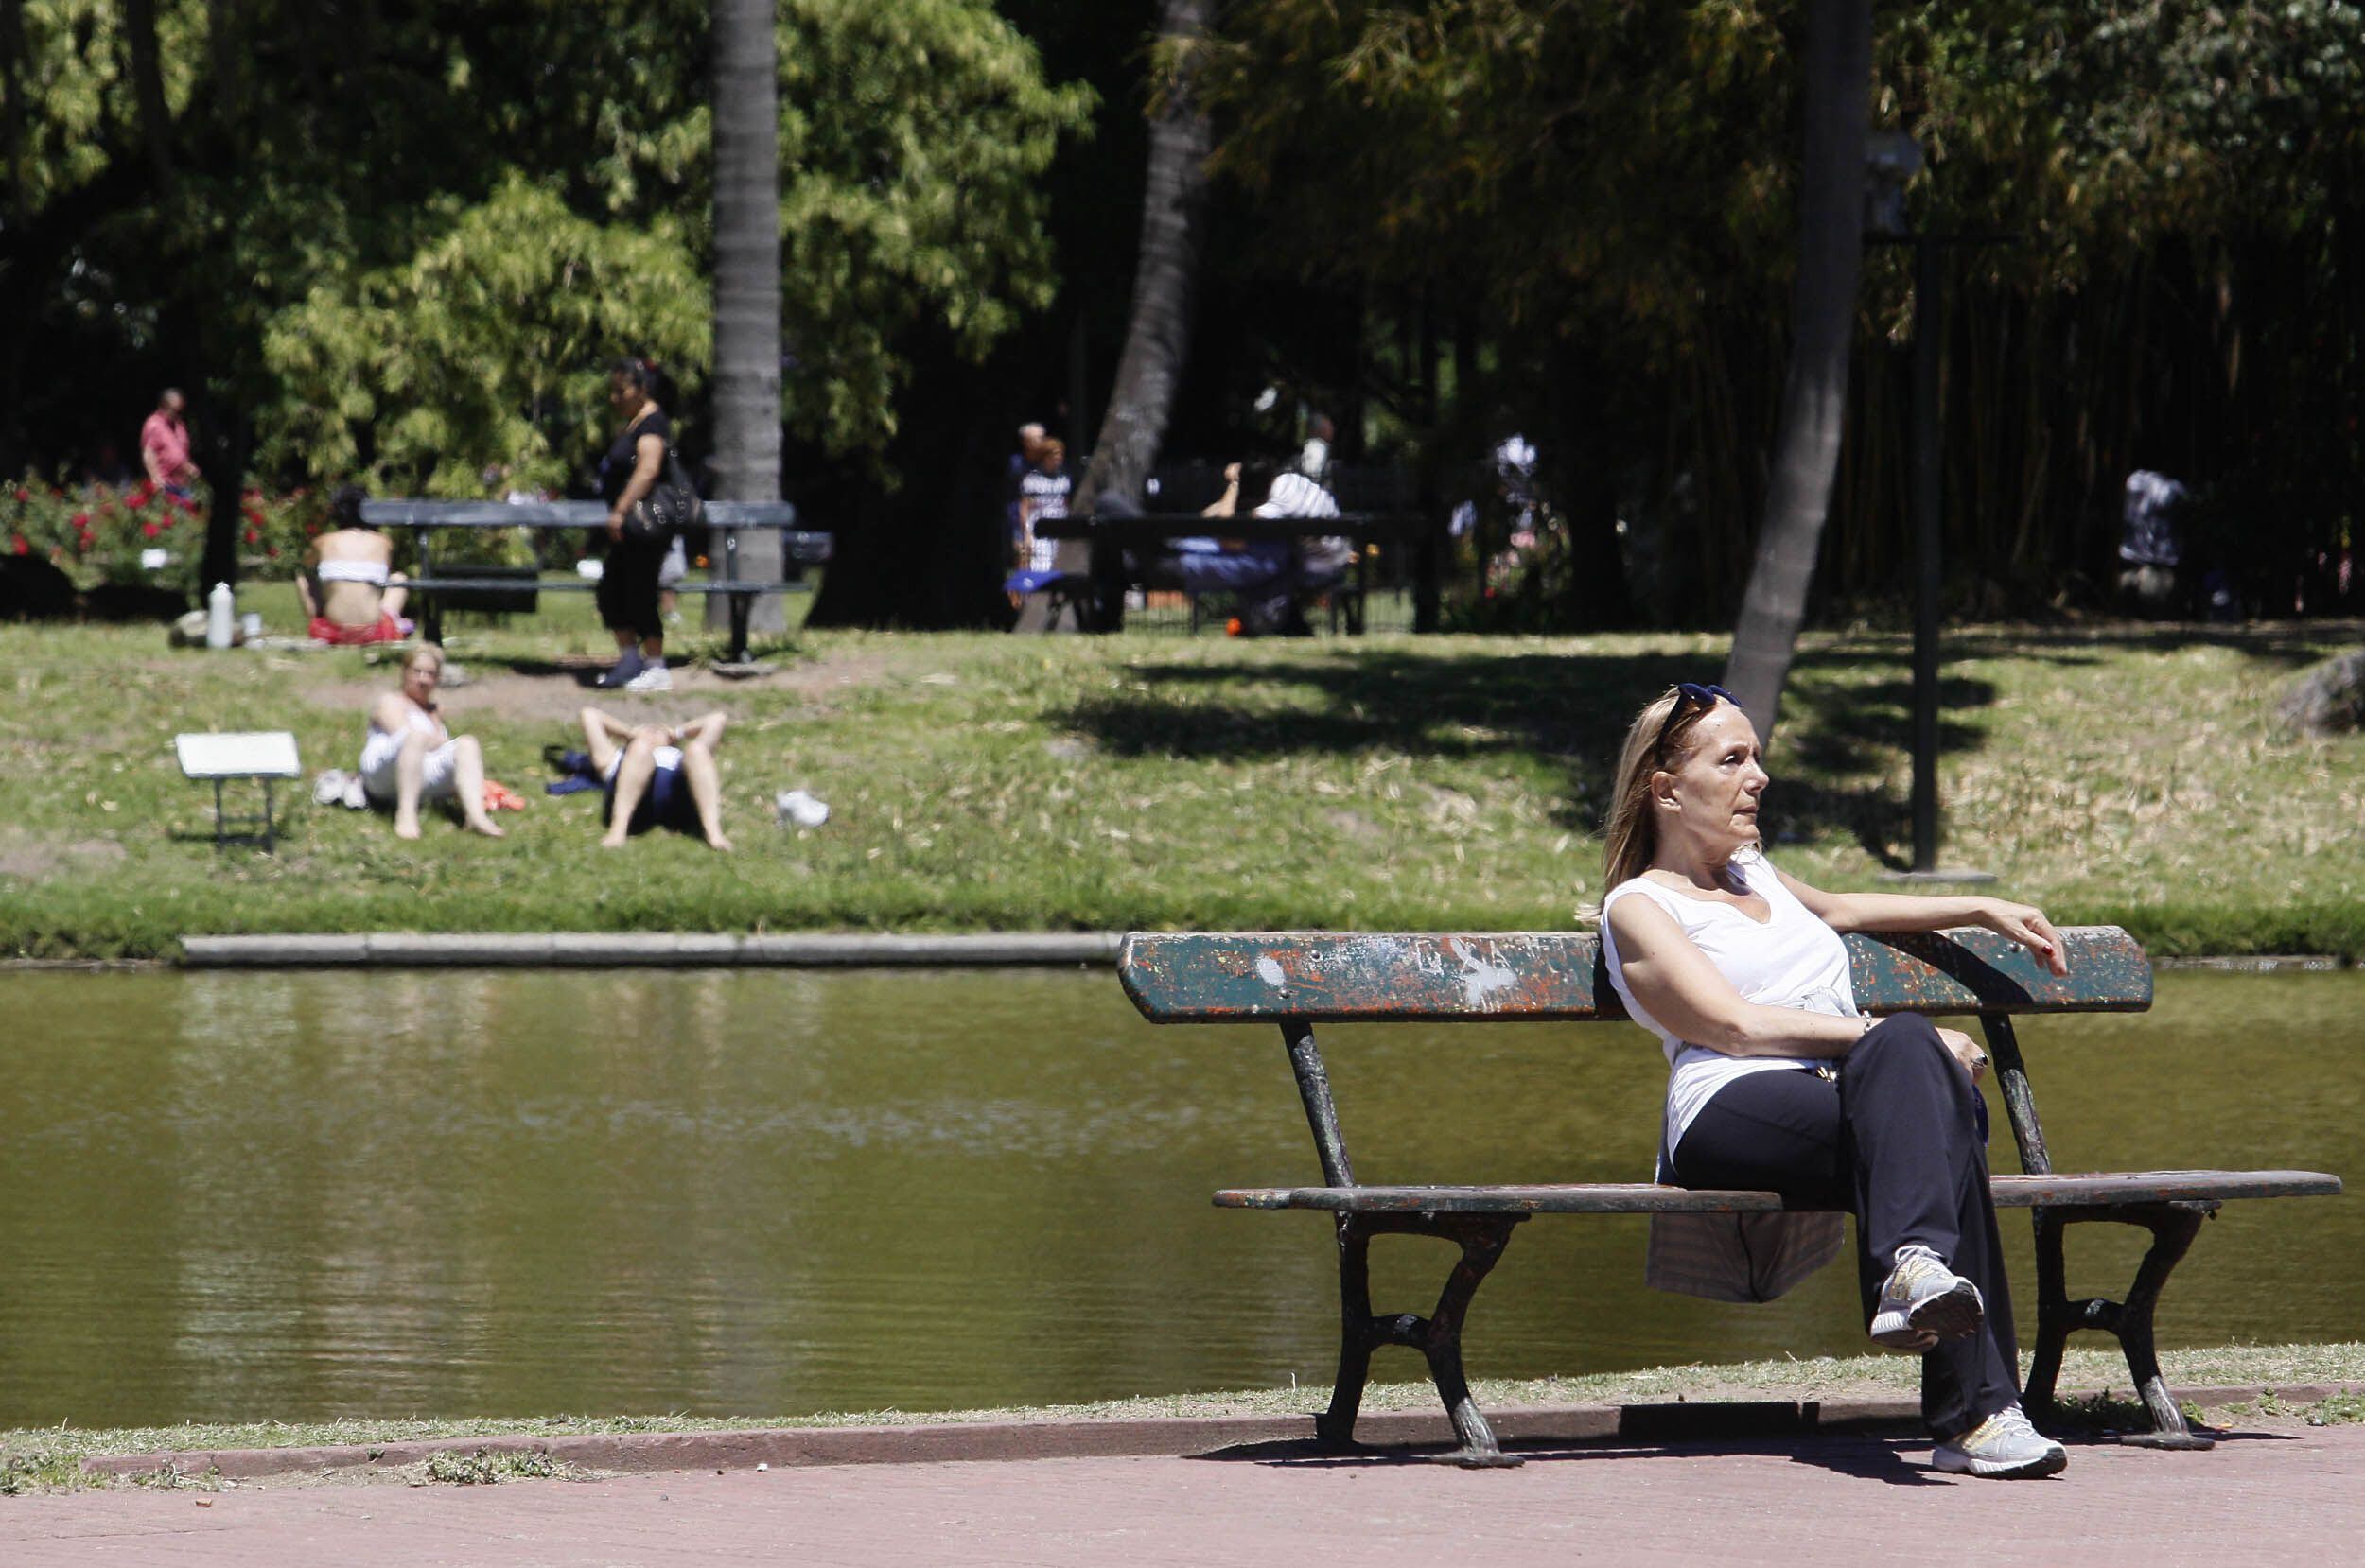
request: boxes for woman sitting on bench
[1597,682,2072,1480]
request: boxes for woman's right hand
[606,510,625,542]
[1936,1026,1989,1080]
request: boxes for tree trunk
[0,0,25,466]
[709,0,785,640]
[1049,0,1212,630]
[124,0,175,194]
[198,407,247,595]
[1721,0,1871,735]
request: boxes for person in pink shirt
[140,389,201,497]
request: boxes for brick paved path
[8,1423,2359,1566]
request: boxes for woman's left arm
[1773,866,2069,977]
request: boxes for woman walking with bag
[597,357,685,692]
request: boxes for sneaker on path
[1869,1244,1984,1350]
[1933,1405,2068,1478]
[624,661,674,693]
[594,653,642,690]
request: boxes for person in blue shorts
[575,706,733,851]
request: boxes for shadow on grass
[1053,646,2001,868]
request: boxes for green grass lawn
[3,589,2359,960]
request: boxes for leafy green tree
[2,0,1086,621]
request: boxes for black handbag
[623,442,704,543]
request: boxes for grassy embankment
[4,1342,2361,1491]
[3,590,2359,960]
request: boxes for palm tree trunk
[710,0,785,637]
[1721,0,1871,734]
[1043,0,1212,631]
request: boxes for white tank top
[1600,849,1858,1155]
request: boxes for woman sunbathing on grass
[1596,682,2071,1479]
[571,706,733,851]
[360,644,505,840]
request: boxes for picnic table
[174,731,302,852]
[357,501,831,660]
[1120,925,2341,1466]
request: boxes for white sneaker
[1870,1244,1984,1350]
[1933,1405,2067,1478]
[623,661,673,692]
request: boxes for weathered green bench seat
[1119,926,2342,1466]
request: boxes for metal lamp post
[1866,131,1992,884]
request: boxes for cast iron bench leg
[2025,1201,2216,1450]
[1316,1214,1379,1452]
[1316,1212,1524,1468]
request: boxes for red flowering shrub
[1,474,313,596]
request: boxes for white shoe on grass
[623,661,673,693]
[1933,1405,2067,1478]
[1870,1244,1984,1350]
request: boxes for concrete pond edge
[178,932,1127,967]
[170,935,2352,971]
[78,1381,2365,1483]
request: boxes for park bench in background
[1120,926,2341,1466]
[174,730,302,852]
[1029,463,1438,634]
[358,501,832,660]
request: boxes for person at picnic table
[1132,459,1339,636]
[140,388,201,497]
[596,357,677,693]
[1596,681,2072,1480]
[296,483,412,644]
[1016,436,1071,573]
[360,644,504,840]
[571,706,733,851]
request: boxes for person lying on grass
[573,706,733,851]
[360,643,505,840]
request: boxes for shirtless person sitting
[575,706,733,851]
[298,484,412,645]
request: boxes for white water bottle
[206,581,236,649]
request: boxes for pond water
[0,967,2356,1429]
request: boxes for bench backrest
[1120,927,2149,1024]
[1120,926,2152,1184]
[360,500,802,529]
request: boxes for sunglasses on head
[1654,682,1738,758]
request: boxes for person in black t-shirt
[596,357,677,692]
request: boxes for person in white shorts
[359,644,505,840]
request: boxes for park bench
[1119,925,2342,1466]
[1033,511,1430,635]
[1028,463,1438,634]
[357,501,832,660]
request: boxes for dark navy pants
[1668,1014,2020,1437]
